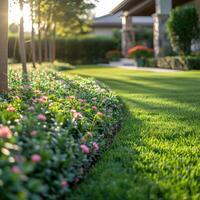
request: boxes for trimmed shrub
[56,37,117,64]
[106,50,122,61]
[156,56,200,70]
[8,36,118,64]
[0,70,123,199]
[145,58,157,68]
[167,5,200,55]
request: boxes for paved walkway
[99,58,179,73]
[98,64,179,73]
[112,65,179,73]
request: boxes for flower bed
[0,70,123,200]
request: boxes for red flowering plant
[128,45,154,59]
[128,45,154,67]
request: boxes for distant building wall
[90,27,120,37]
[194,0,200,13]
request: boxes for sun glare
[9,0,31,32]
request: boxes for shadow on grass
[77,73,200,108]
[67,67,200,199]
[69,108,164,200]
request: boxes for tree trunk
[48,28,53,62]
[52,23,56,62]
[47,6,53,63]
[0,0,8,93]
[38,0,42,64]
[19,0,27,74]
[44,23,48,61]
[31,0,36,68]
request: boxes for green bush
[135,28,153,48]
[106,50,122,61]
[145,58,157,68]
[157,56,200,70]
[112,29,122,51]
[167,5,200,55]
[0,70,123,199]
[57,36,117,64]
[8,36,118,64]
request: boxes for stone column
[194,0,200,14]
[153,0,172,57]
[122,13,135,57]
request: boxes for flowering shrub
[0,70,123,200]
[128,45,154,59]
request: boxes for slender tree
[30,0,36,68]
[52,22,56,61]
[37,0,42,64]
[0,0,8,92]
[19,0,27,74]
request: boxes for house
[90,13,153,37]
[111,0,200,57]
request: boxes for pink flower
[0,126,12,138]
[97,112,104,117]
[80,144,90,154]
[68,96,75,100]
[70,109,77,113]
[61,181,69,187]
[73,112,83,119]
[7,105,15,112]
[93,142,99,151]
[40,96,48,103]
[30,131,38,136]
[33,98,39,103]
[79,99,86,103]
[31,154,41,163]
[11,166,21,174]
[37,114,46,122]
[28,106,35,112]
[92,106,97,110]
[14,96,20,100]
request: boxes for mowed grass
[63,66,200,200]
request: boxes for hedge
[145,56,200,70]
[8,36,118,64]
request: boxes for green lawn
[64,66,200,199]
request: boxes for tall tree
[0,0,8,92]
[30,0,36,68]
[37,0,42,64]
[19,0,27,74]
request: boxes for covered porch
[112,0,195,58]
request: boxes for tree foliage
[167,5,200,55]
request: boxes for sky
[94,0,123,17]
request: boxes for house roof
[111,0,194,16]
[92,13,153,28]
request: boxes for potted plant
[128,45,154,67]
